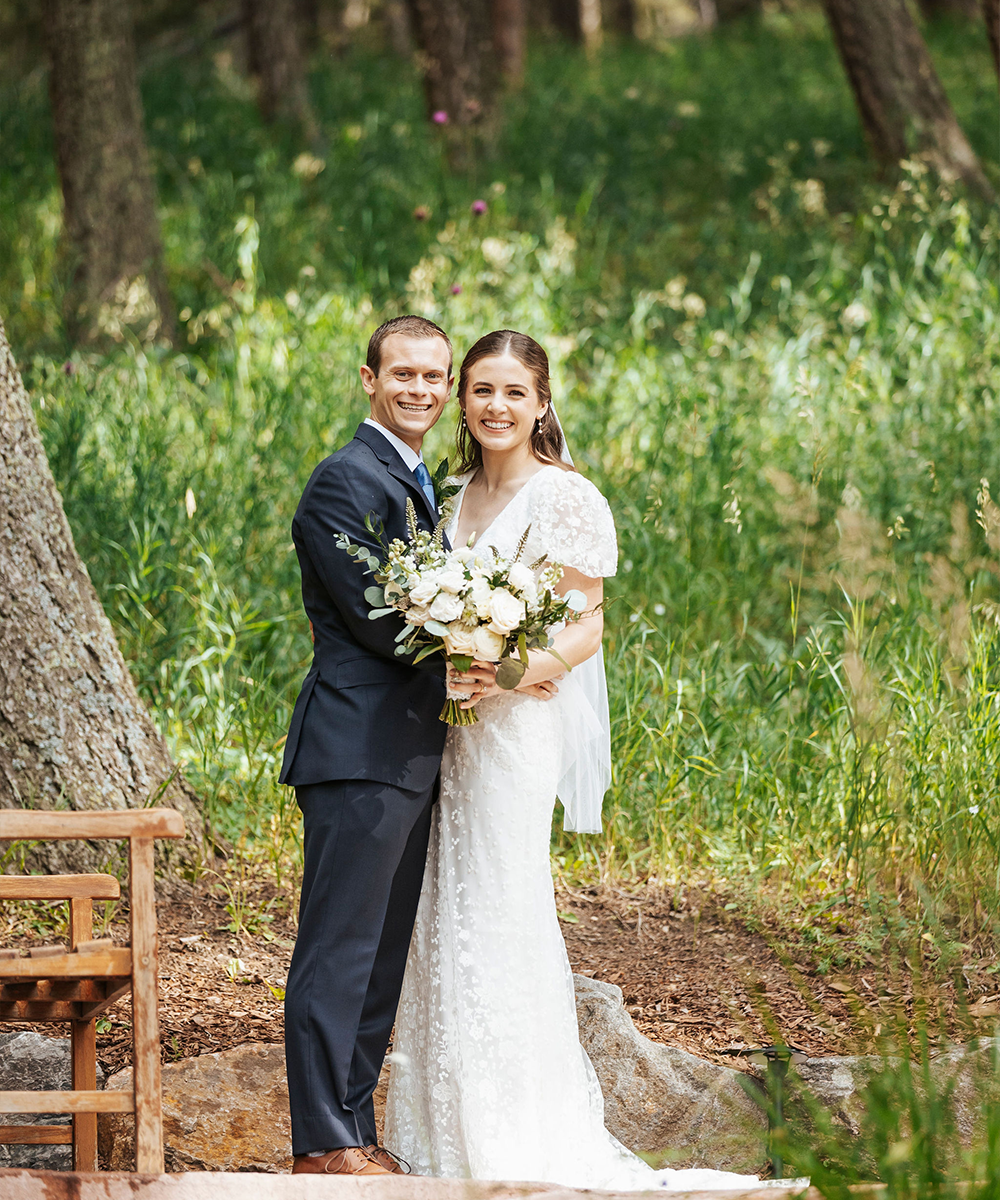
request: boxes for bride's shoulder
[532,464,611,510]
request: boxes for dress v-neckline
[451,465,556,551]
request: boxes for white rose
[408,577,440,606]
[451,547,476,564]
[472,626,505,661]
[507,562,535,594]
[487,588,526,635]
[470,577,494,619]
[405,604,431,626]
[436,569,467,595]
[429,592,464,623]
[443,624,478,656]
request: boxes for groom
[279,316,488,1175]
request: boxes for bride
[383,330,777,1191]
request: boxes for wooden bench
[0,809,186,1172]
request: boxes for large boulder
[100,1042,292,1172]
[0,1031,105,1171]
[572,975,768,1175]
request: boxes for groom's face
[360,333,453,452]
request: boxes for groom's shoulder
[303,433,379,490]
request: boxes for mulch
[3,877,994,1078]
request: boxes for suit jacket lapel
[353,422,439,526]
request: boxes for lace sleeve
[531,468,618,579]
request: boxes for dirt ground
[4,877,994,1078]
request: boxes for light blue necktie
[413,461,436,510]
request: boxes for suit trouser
[284,777,435,1155]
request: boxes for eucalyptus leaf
[495,657,527,690]
[364,586,386,607]
[424,619,451,638]
[367,608,395,620]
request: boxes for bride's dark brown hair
[455,330,569,474]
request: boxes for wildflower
[451,284,462,295]
[413,205,430,221]
[62,361,75,376]
[629,613,640,624]
[185,488,197,519]
[653,604,666,616]
[471,199,488,215]
[432,110,449,125]
[970,805,981,815]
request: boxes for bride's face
[462,354,547,457]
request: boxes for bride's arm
[517,567,604,688]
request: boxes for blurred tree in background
[42,0,173,340]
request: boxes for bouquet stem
[440,698,479,726]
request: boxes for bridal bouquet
[336,499,586,725]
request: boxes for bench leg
[130,836,164,1173]
[69,894,98,1171]
[71,1019,98,1171]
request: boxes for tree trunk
[0,316,200,873]
[821,0,993,197]
[548,0,581,40]
[716,0,762,18]
[404,0,497,155]
[383,0,413,55]
[493,0,526,85]
[606,0,636,36]
[985,0,1000,78]
[580,0,602,46]
[243,0,315,132]
[918,0,978,17]
[43,0,173,343]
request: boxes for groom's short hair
[366,316,453,377]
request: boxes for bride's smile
[462,353,548,458]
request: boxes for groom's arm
[299,457,441,672]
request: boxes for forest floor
[5,877,996,1077]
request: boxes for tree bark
[43,0,173,343]
[918,0,978,17]
[821,0,993,197]
[580,0,602,46]
[715,0,762,18]
[242,0,315,131]
[405,0,497,152]
[985,0,1000,78]
[548,0,582,40]
[0,316,200,873]
[493,0,526,85]
[607,0,637,36]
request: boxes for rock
[100,1042,292,1172]
[0,1031,105,1171]
[788,1055,887,1137]
[572,974,768,1174]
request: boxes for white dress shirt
[363,417,424,472]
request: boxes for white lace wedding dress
[383,466,762,1191]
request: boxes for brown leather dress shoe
[365,1144,412,1174]
[292,1146,391,1175]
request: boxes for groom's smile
[360,332,453,453]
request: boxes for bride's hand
[448,660,498,708]
[518,679,561,701]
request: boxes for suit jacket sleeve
[298,455,441,671]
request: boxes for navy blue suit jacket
[279,423,447,792]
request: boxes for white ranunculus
[436,569,467,595]
[429,592,464,623]
[507,562,535,594]
[408,577,440,606]
[443,624,478,656]
[487,588,526,635]
[472,626,505,661]
[405,604,431,626]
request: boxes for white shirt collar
[363,417,424,473]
